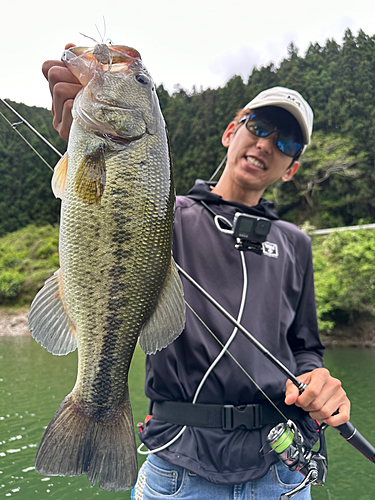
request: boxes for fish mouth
[62,45,143,85]
[245,156,266,171]
[66,45,141,65]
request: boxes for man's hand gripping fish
[28,43,185,491]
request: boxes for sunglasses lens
[245,116,302,158]
[277,132,302,157]
[247,119,274,138]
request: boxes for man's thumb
[284,383,299,406]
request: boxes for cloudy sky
[1,0,373,110]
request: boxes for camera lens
[255,220,271,236]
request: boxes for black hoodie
[140,181,324,484]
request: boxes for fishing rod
[176,262,375,465]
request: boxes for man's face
[221,108,300,195]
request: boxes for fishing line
[0,110,55,172]
[0,98,63,158]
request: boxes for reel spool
[267,420,310,471]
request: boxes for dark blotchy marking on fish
[28,42,185,492]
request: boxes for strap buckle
[222,404,262,430]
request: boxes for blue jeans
[132,453,311,499]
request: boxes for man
[43,50,350,499]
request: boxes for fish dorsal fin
[28,269,77,355]
[139,258,185,354]
[74,143,106,204]
[52,152,68,199]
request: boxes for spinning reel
[266,419,328,499]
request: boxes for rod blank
[177,263,375,464]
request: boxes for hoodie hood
[186,180,279,220]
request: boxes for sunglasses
[238,113,303,158]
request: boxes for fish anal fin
[139,258,185,354]
[28,269,77,355]
[52,152,68,199]
[74,143,106,204]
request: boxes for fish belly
[61,134,173,410]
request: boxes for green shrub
[0,224,59,305]
[0,269,25,298]
[312,229,375,333]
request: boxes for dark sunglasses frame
[238,113,303,158]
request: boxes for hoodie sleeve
[286,238,325,376]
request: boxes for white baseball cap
[244,86,314,148]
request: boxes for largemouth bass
[28,44,185,491]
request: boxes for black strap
[150,400,307,431]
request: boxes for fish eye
[135,74,150,87]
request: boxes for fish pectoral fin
[139,258,186,354]
[51,152,68,199]
[74,143,106,204]
[28,269,77,355]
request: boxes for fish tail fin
[35,391,138,491]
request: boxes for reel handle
[279,469,317,499]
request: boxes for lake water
[1,336,375,499]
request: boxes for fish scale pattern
[62,121,174,410]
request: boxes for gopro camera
[231,213,272,254]
[233,213,271,243]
